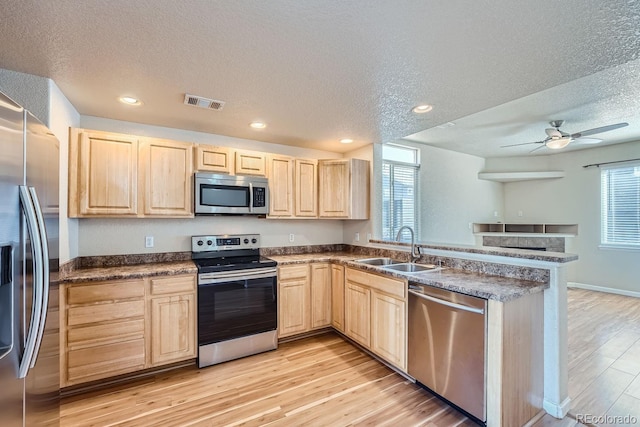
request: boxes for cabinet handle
[408,289,484,314]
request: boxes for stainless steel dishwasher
[408,283,487,422]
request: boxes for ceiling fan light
[546,137,571,149]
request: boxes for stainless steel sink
[382,263,438,273]
[355,257,401,266]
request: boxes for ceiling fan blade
[529,144,547,153]
[501,140,545,148]
[573,137,603,145]
[570,122,628,138]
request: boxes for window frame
[600,161,640,252]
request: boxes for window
[381,144,419,240]
[601,163,640,249]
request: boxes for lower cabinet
[345,267,407,371]
[60,274,197,387]
[278,263,336,338]
[330,264,345,332]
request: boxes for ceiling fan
[501,120,629,152]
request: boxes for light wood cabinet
[61,274,198,387]
[140,138,193,217]
[148,275,197,366]
[295,159,318,217]
[61,278,146,387]
[69,128,138,217]
[310,263,332,328]
[235,149,266,176]
[318,158,369,219]
[267,155,295,217]
[194,145,233,173]
[69,128,194,217]
[344,267,407,370]
[278,265,310,337]
[331,264,345,332]
[344,281,371,347]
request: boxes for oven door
[198,269,277,345]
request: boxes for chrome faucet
[395,226,420,263]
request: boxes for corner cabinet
[318,159,369,219]
[60,274,197,388]
[68,128,194,218]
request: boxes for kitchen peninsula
[60,240,577,427]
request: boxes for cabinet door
[318,160,349,218]
[371,291,406,370]
[295,159,318,217]
[195,145,233,173]
[310,263,331,329]
[73,129,138,216]
[331,264,345,332]
[235,150,266,176]
[344,281,371,347]
[140,138,193,216]
[150,294,197,365]
[267,155,294,217]
[278,265,310,338]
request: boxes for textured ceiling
[1,0,639,155]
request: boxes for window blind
[382,161,418,240]
[601,163,640,247]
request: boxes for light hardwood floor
[61,288,640,427]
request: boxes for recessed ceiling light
[250,121,267,129]
[339,138,354,144]
[412,104,433,114]
[119,96,142,105]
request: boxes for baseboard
[568,282,640,298]
[543,396,572,418]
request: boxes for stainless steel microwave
[194,173,269,215]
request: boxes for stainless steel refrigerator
[0,90,60,426]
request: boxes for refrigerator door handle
[28,187,49,368]
[18,186,44,378]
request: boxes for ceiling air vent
[184,94,225,111]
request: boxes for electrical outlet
[145,236,154,248]
[468,222,472,230]
[518,210,524,217]
[367,233,371,242]
[355,232,360,242]
[289,233,294,243]
[493,211,499,217]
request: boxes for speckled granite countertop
[60,260,197,284]
[272,252,548,302]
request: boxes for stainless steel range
[192,234,278,368]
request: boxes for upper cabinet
[69,128,193,218]
[318,159,369,219]
[69,128,139,217]
[139,138,193,216]
[267,155,295,217]
[235,149,267,176]
[194,145,233,174]
[295,159,318,217]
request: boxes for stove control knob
[251,238,257,244]
[244,238,249,244]
[197,240,204,246]
[207,240,213,246]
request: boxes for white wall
[344,140,504,247]
[485,141,640,293]
[76,116,345,255]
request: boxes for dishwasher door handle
[408,289,485,314]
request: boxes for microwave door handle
[249,183,254,213]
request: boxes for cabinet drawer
[66,280,145,305]
[67,318,145,348]
[345,268,406,299]
[66,338,145,384]
[149,275,196,296]
[67,300,145,326]
[278,264,309,281]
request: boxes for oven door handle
[199,268,277,284]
